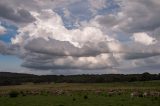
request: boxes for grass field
[0,80,160,106]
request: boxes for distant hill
[0,72,159,86]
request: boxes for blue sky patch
[0,21,18,43]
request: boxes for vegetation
[0,94,159,106]
[0,72,160,86]
[0,72,159,106]
[8,91,19,98]
[0,80,159,106]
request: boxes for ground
[0,81,160,106]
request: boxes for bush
[9,91,19,98]
[58,105,64,106]
[72,97,76,101]
[84,95,88,99]
[20,91,26,96]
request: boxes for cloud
[124,53,160,60]
[87,0,160,60]
[133,56,160,67]
[0,3,35,23]
[0,41,7,54]
[0,41,14,55]
[88,0,107,14]
[121,55,160,74]
[131,32,157,45]
[24,38,110,57]
[63,8,71,18]
[22,53,117,70]
[9,9,160,71]
[0,0,160,74]
[9,9,120,70]
[11,9,109,47]
[93,0,160,33]
[0,25,6,35]
[88,0,106,10]
[118,0,160,33]
[122,42,160,59]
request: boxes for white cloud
[12,9,110,47]
[132,32,157,45]
[11,9,120,70]
[9,9,160,72]
[0,25,6,35]
[0,0,160,74]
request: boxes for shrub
[72,97,76,101]
[9,91,19,98]
[58,105,64,106]
[20,91,26,96]
[84,95,88,99]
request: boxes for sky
[0,0,160,75]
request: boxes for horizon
[0,70,159,76]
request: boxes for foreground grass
[0,94,160,106]
[0,80,159,106]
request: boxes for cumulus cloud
[7,8,160,71]
[9,9,120,70]
[0,0,160,74]
[12,9,110,47]
[24,38,112,57]
[122,42,160,59]
[0,3,35,24]
[22,53,117,70]
[87,0,160,58]
[93,0,160,33]
[131,32,157,45]
[118,0,160,33]
[0,41,15,55]
[0,25,6,35]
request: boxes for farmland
[0,80,160,106]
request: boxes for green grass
[0,94,159,106]
[0,80,159,106]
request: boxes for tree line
[0,72,160,86]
